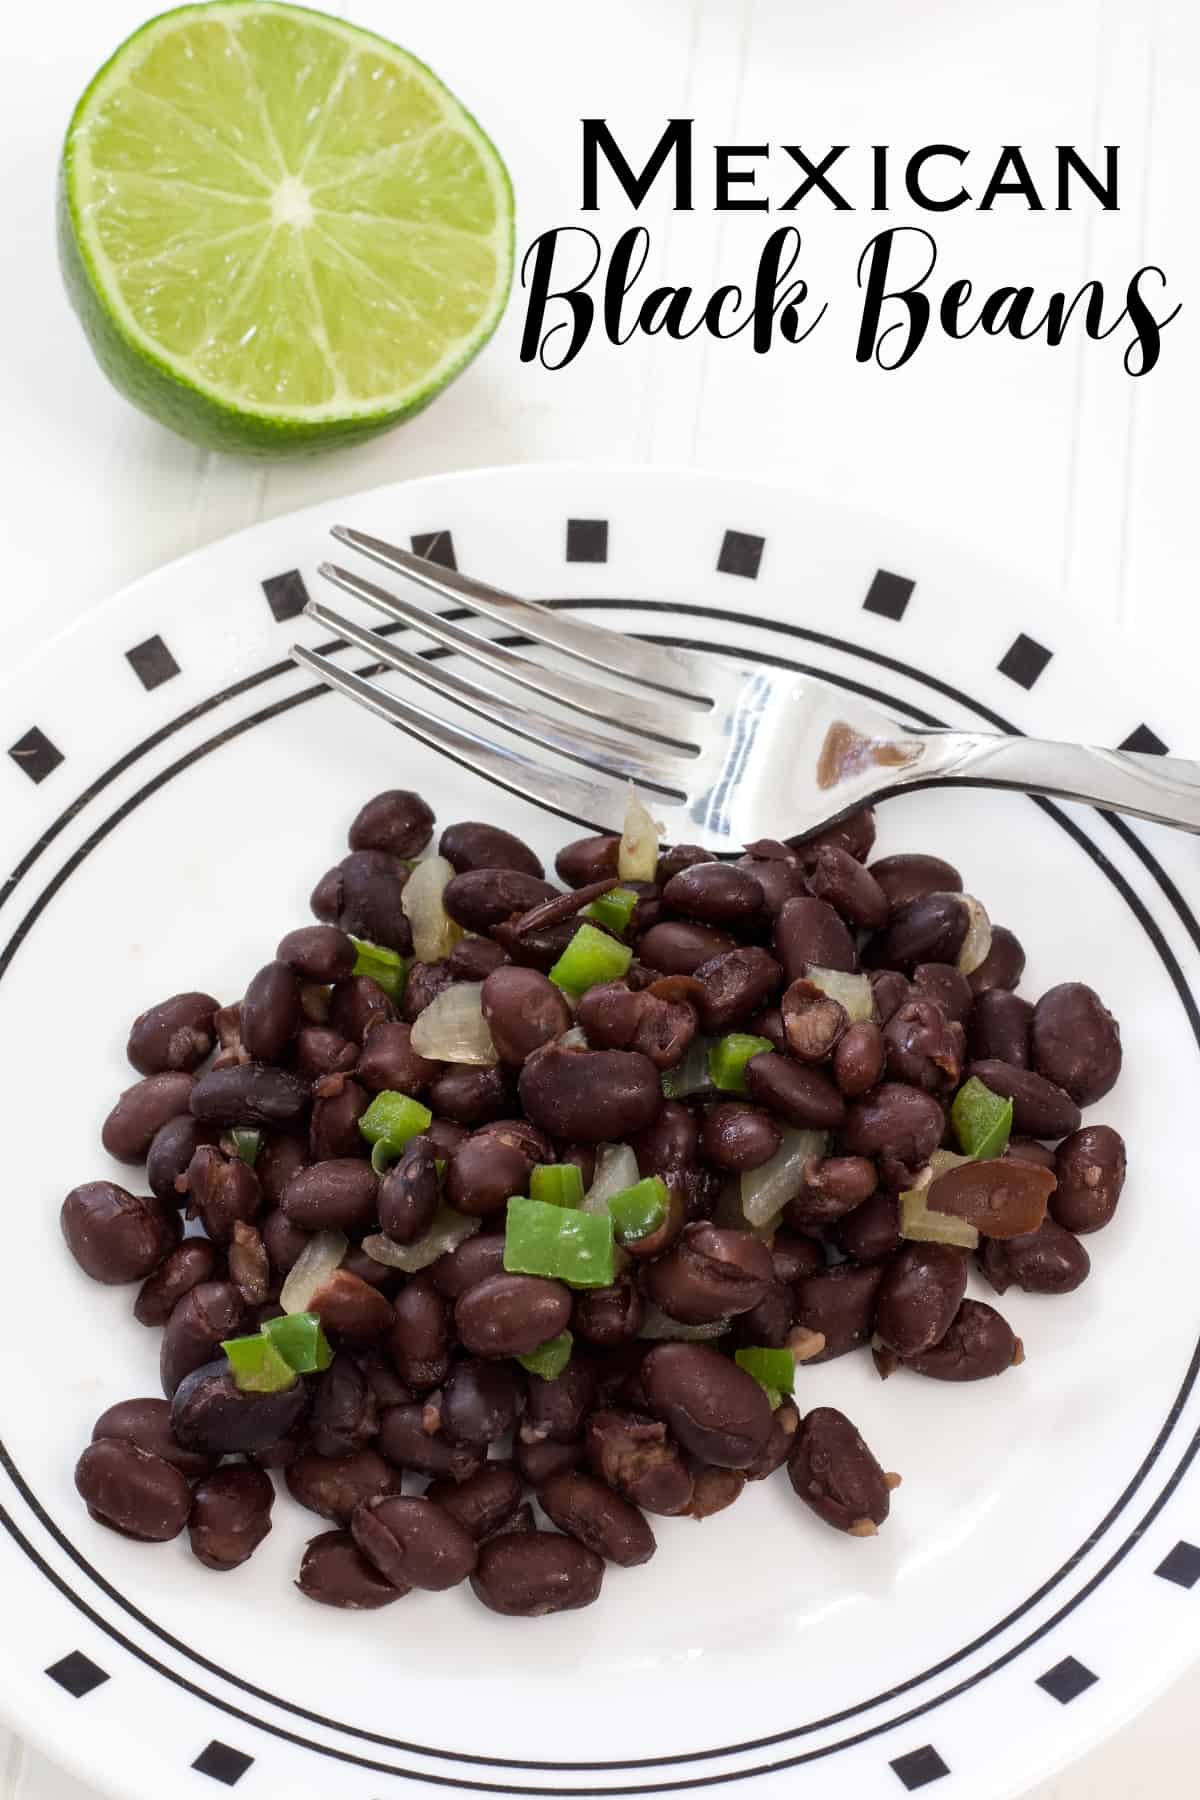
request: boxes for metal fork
[290,526,1200,848]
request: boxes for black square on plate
[998,633,1052,689]
[126,634,180,691]
[889,1746,950,1791]
[192,1742,254,1786]
[8,726,63,784]
[45,1651,108,1698]
[262,569,310,623]
[1156,1541,1200,1589]
[1037,1655,1098,1704]
[1120,724,1169,756]
[863,569,914,621]
[717,529,765,579]
[566,518,608,563]
[411,530,457,570]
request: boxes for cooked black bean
[313,850,413,954]
[185,1145,262,1244]
[455,1273,572,1358]
[793,807,878,867]
[684,1464,746,1518]
[480,965,572,1066]
[699,1102,781,1172]
[645,1223,773,1324]
[834,1192,901,1264]
[447,935,509,981]
[585,1409,694,1515]
[76,1438,192,1542]
[967,924,1026,994]
[968,990,1033,1066]
[839,1083,945,1165]
[426,1464,524,1540]
[429,1231,507,1300]
[241,962,301,1064]
[744,1050,845,1129]
[651,844,709,887]
[352,1494,478,1591]
[744,1399,800,1480]
[286,1447,400,1524]
[792,1262,886,1360]
[474,1117,554,1164]
[171,1359,309,1455]
[189,1465,275,1570]
[571,982,638,1052]
[160,1280,250,1397]
[255,1133,306,1207]
[145,1115,206,1207]
[127,992,219,1076]
[350,790,434,859]
[735,843,808,916]
[224,1221,269,1306]
[966,1059,1081,1139]
[538,1470,656,1566]
[786,1156,877,1227]
[378,1404,482,1482]
[190,1063,309,1130]
[328,976,396,1043]
[903,1298,1022,1380]
[297,1529,409,1607]
[1051,1124,1126,1234]
[832,1020,885,1096]
[774,896,858,982]
[1006,1137,1058,1170]
[134,1239,219,1327]
[442,1359,524,1448]
[979,1217,1091,1295]
[442,868,556,934]
[869,969,911,1022]
[1031,982,1122,1106]
[781,979,848,1062]
[555,834,620,888]
[92,1396,214,1479]
[868,852,962,911]
[309,1269,394,1345]
[629,1100,699,1175]
[573,1281,645,1347]
[260,1208,309,1281]
[729,1278,793,1349]
[103,1072,196,1164]
[788,1406,893,1534]
[471,1529,603,1616]
[277,925,357,983]
[426,1063,511,1126]
[309,1353,378,1458]
[518,1043,660,1142]
[62,1181,178,1284]
[883,999,963,1093]
[692,945,784,1032]
[388,1274,452,1390]
[878,892,969,971]
[402,959,456,1021]
[771,1231,825,1285]
[371,1145,436,1245]
[515,1436,582,1485]
[662,863,763,926]
[522,1358,596,1443]
[357,1020,441,1097]
[910,962,973,1024]
[441,820,543,878]
[807,845,889,930]
[292,1026,358,1081]
[637,920,737,976]
[875,1243,969,1357]
[281,1158,377,1232]
[642,1342,774,1469]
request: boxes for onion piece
[618,783,663,882]
[410,983,498,1065]
[639,1303,730,1342]
[955,895,993,976]
[898,1167,979,1250]
[280,1229,348,1314]
[805,966,876,1023]
[363,1205,481,1273]
[661,1036,716,1101]
[559,1024,588,1049]
[402,854,462,963]
[739,1128,828,1227]
[582,1143,640,1214]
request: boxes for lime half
[59,1,514,455]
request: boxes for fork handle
[915,731,1200,832]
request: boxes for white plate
[2,465,1198,1800]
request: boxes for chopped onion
[739,1128,828,1227]
[280,1230,348,1314]
[929,1149,974,1181]
[582,1143,640,1214]
[805,966,876,1023]
[559,1024,588,1049]
[401,854,462,963]
[639,1303,730,1341]
[661,1036,716,1100]
[898,1169,979,1250]
[410,983,497,1065]
[363,1205,481,1273]
[618,783,663,882]
[955,895,993,976]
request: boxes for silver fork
[290,526,1200,848]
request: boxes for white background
[1,0,1197,1795]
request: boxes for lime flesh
[59,1,514,455]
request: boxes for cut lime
[58,1,514,455]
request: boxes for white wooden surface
[2,0,1198,1793]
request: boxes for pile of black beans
[64,791,1126,1617]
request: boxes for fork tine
[291,644,661,838]
[331,524,716,703]
[305,600,689,796]
[318,562,703,750]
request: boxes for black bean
[833,1192,901,1264]
[185,1145,262,1244]
[309,1354,378,1458]
[662,863,763,926]
[774,896,858,982]
[357,1020,441,1096]
[276,925,357,983]
[127,992,219,1076]
[309,1269,394,1345]
[1031,983,1122,1106]
[868,852,962,911]
[292,1026,358,1081]
[788,1406,893,1534]
[440,820,544,878]
[443,868,557,934]
[189,1465,275,1571]
[786,1156,877,1226]
[134,1239,219,1327]
[402,960,456,1021]
[429,1231,507,1300]
[883,999,963,1093]
[642,1342,774,1469]
[807,845,889,930]
[471,1529,603,1616]
[480,965,572,1067]
[771,1232,824,1285]
[910,962,973,1025]
[286,1447,400,1524]
[903,1298,1022,1380]
[447,936,509,981]
[372,1144,436,1244]
[103,1072,196,1164]
[636,920,737,977]
[629,1100,698,1175]
[256,1133,308,1207]
[1051,1125,1126,1234]
[425,1464,524,1540]
[966,1059,1081,1139]
[522,1358,596,1443]
[91,1396,214,1479]
[442,1359,524,1448]
[241,961,301,1063]
[684,1464,746,1518]
[297,1529,408,1607]
[62,1182,178,1284]
[584,1408,694,1514]
[281,1159,377,1232]
[729,1279,793,1349]
[455,1273,572,1358]
[76,1438,192,1541]
[170,1359,309,1455]
[514,1436,581,1485]
[313,850,413,955]
[875,1243,969,1357]
[378,1404,482,1482]
[832,1021,885,1096]
[792,808,877,867]
[968,990,1033,1066]
[190,1063,309,1130]
[352,1494,478,1590]
[573,1281,645,1347]
[160,1281,250,1397]
[538,1470,656,1566]
[576,981,644,1050]
[692,946,784,1032]
[388,1274,452,1390]
[518,1043,660,1142]
[425,1064,510,1126]
[308,1076,369,1163]
[349,790,435,860]
[328,977,397,1043]
[979,1217,1091,1295]
[644,1223,773,1324]
[878,892,969,971]
[735,844,808,917]
[145,1115,207,1207]
[967,924,1026,994]
[744,1051,845,1129]
[792,1261,886,1360]
[869,969,911,1022]
[744,1399,801,1480]
[556,834,620,888]
[839,1083,944,1166]
[1006,1137,1058,1170]
[261,1207,310,1280]
[699,1103,781,1172]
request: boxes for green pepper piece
[517,1330,574,1380]
[221,1332,298,1394]
[735,1346,796,1395]
[708,1033,775,1096]
[529,1163,585,1209]
[586,887,640,936]
[504,1196,615,1288]
[230,1127,262,1168]
[349,936,408,1005]
[359,1090,432,1153]
[762,1385,784,1411]
[950,1076,1014,1160]
[263,1310,333,1374]
[548,923,633,994]
[608,1176,668,1244]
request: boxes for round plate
[2,466,1197,1800]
